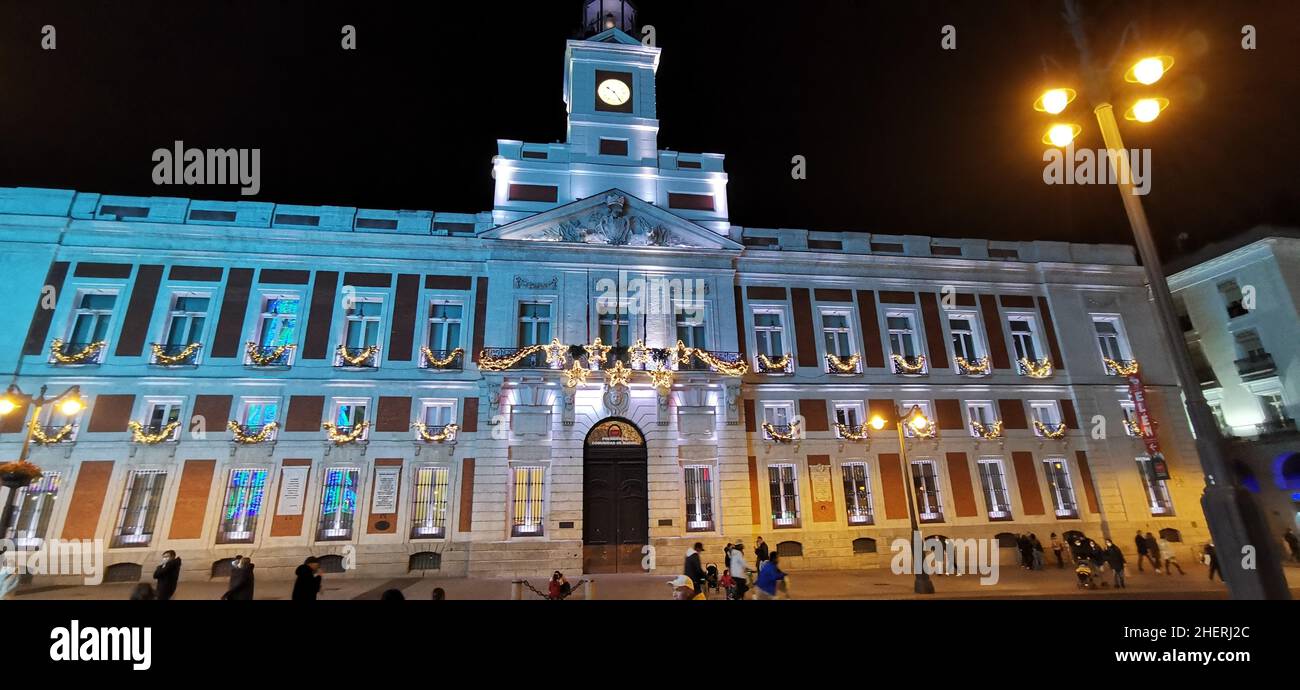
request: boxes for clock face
[597,78,631,106]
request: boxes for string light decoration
[628,339,651,367]
[129,420,180,444]
[420,347,464,369]
[564,360,590,388]
[891,353,927,374]
[762,420,801,443]
[1034,420,1068,439]
[955,356,991,375]
[1103,357,1140,376]
[604,360,632,388]
[479,345,545,371]
[28,418,74,445]
[1019,357,1054,378]
[336,344,380,367]
[835,423,870,440]
[245,342,296,366]
[412,422,459,443]
[543,338,569,367]
[1123,419,1142,436]
[757,353,791,373]
[691,349,749,376]
[672,339,694,366]
[826,353,860,374]
[970,420,1004,440]
[151,342,202,365]
[322,421,370,444]
[649,367,674,393]
[49,339,106,364]
[227,421,278,445]
[910,423,938,440]
[584,338,612,368]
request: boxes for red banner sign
[1127,373,1169,480]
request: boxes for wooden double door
[582,444,649,573]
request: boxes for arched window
[852,537,878,554]
[776,541,803,557]
[1159,528,1182,543]
[104,563,142,583]
[318,554,347,573]
[409,552,442,571]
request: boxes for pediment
[480,190,741,250]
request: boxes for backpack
[559,581,572,596]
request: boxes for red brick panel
[168,460,216,540]
[1012,451,1045,516]
[945,452,980,518]
[61,461,115,539]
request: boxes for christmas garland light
[955,355,990,375]
[757,353,791,372]
[763,420,801,442]
[227,421,278,444]
[420,347,464,369]
[826,353,860,373]
[891,353,927,374]
[412,422,459,443]
[836,423,869,440]
[910,424,937,439]
[673,339,694,365]
[336,344,380,366]
[1123,419,1142,436]
[1103,357,1140,377]
[563,360,590,388]
[479,345,545,371]
[605,360,632,388]
[649,367,674,392]
[543,338,569,367]
[584,338,612,367]
[970,420,1004,440]
[29,418,74,445]
[1034,420,1068,439]
[628,339,651,367]
[129,420,180,444]
[322,421,369,444]
[1019,357,1053,378]
[49,339,106,364]
[245,342,296,366]
[151,342,202,365]
[691,349,749,376]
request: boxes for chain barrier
[515,577,589,600]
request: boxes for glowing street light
[1034,88,1077,115]
[0,396,16,416]
[59,396,85,417]
[1125,56,1174,85]
[1043,123,1082,147]
[869,415,887,431]
[1125,97,1169,123]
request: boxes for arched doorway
[583,418,649,573]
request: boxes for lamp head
[869,416,887,431]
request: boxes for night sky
[1,0,1297,258]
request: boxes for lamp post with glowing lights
[0,384,84,543]
[870,405,935,594]
[1029,0,1292,599]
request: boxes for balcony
[756,354,792,375]
[150,342,201,366]
[1226,301,1249,319]
[245,343,294,368]
[891,354,928,377]
[418,348,464,371]
[49,340,106,365]
[479,346,549,370]
[1256,418,1297,437]
[335,345,380,369]
[1234,352,1276,382]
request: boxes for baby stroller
[1074,558,1098,588]
[704,563,721,594]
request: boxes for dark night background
[0,0,1296,259]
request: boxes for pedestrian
[1017,534,1032,569]
[1134,531,1158,572]
[754,536,769,569]
[152,550,181,601]
[292,556,322,601]
[380,589,405,601]
[1103,539,1126,588]
[221,555,255,600]
[1157,536,1184,575]
[548,570,571,599]
[730,541,751,600]
[753,552,788,600]
[1030,534,1045,570]
[723,542,734,572]
[129,583,157,600]
[431,587,446,600]
[1284,528,1300,563]
[669,574,705,600]
[684,542,707,596]
[1204,543,1221,582]
[1050,533,1064,569]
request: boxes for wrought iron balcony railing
[245,344,294,367]
[1256,418,1297,436]
[418,348,464,370]
[150,342,201,366]
[1234,352,1276,381]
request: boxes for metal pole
[1091,105,1290,599]
[897,420,934,594]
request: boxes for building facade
[0,20,1211,583]
[1168,227,1300,536]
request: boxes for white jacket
[730,550,750,579]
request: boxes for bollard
[510,580,523,600]
[584,578,596,600]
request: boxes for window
[2,472,62,548]
[675,305,707,350]
[417,400,456,439]
[821,311,855,360]
[768,464,800,528]
[1218,279,1247,318]
[411,466,451,539]
[1092,316,1131,366]
[1008,315,1041,362]
[842,462,873,525]
[834,401,865,437]
[1120,401,1140,436]
[66,291,117,358]
[1136,457,1174,516]
[948,312,983,365]
[1259,393,1287,423]
[330,399,369,440]
[510,466,546,537]
[426,302,463,353]
[253,296,299,357]
[517,302,552,346]
[217,468,269,544]
[1234,329,1265,359]
[911,460,943,522]
[316,467,360,541]
[237,399,280,439]
[753,309,787,369]
[342,298,383,349]
[762,402,795,439]
[966,401,998,436]
[143,400,183,440]
[684,465,715,532]
[599,138,629,156]
[901,400,934,437]
[1042,458,1079,518]
[886,310,922,360]
[977,458,1013,520]
[597,300,630,347]
[1030,401,1063,434]
[35,403,82,442]
[112,469,168,547]
[163,294,210,348]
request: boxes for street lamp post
[1036,0,1292,599]
[872,405,935,594]
[0,384,84,544]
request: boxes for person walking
[1157,536,1184,575]
[1134,530,1154,572]
[729,541,751,600]
[1016,534,1031,570]
[684,542,707,596]
[754,536,769,570]
[152,550,181,601]
[1204,543,1221,582]
[129,583,157,600]
[221,555,255,600]
[1284,528,1300,563]
[1030,534,1045,571]
[548,571,571,599]
[1102,539,1126,588]
[669,574,705,600]
[723,542,734,572]
[1050,533,1064,569]
[753,552,788,600]
[292,556,322,601]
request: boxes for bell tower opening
[582,0,639,38]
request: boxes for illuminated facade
[0,20,1212,583]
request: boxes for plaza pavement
[13,560,1300,601]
